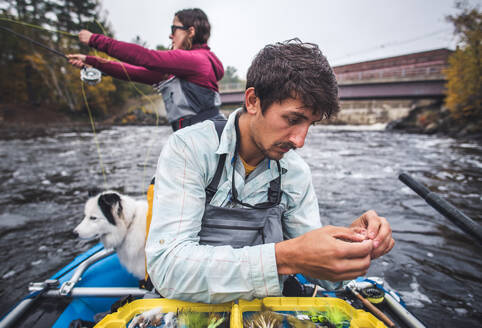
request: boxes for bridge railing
[219,82,246,92]
[335,64,447,84]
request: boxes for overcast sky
[100,0,478,78]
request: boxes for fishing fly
[0,24,102,85]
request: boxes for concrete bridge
[220,48,451,105]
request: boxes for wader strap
[171,108,221,131]
[206,154,227,204]
[205,118,228,203]
[267,161,283,204]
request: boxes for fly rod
[0,25,67,59]
[399,173,482,244]
[0,24,101,85]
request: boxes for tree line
[1,1,477,128]
[0,0,244,121]
[0,0,128,117]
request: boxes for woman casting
[68,8,225,131]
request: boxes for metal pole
[0,299,35,328]
[384,292,426,328]
[399,173,482,244]
[45,287,149,297]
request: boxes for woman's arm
[85,56,169,84]
[88,34,207,78]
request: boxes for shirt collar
[215,108,289,176]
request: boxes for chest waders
[153,76,223,131]
[198,115,285,248]
[142,116,287,292]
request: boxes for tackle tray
[232,297,386,328]
[94,297,385,328]
[94,298,233,328]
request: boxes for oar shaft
[399,173,482,244]
[348,286,395,327]
[0,25,67,59]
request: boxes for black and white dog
[74,191,148,279]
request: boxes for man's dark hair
[175,8,211,45]
[245,39,339,119]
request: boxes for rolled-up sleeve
[145,132,282,303]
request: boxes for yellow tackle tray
[94,298,233,328]
[95,297,385,328]
[232,297,386,328]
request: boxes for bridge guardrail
[219,82,246,92]
[335,64,446,84]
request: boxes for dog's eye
[89,216,97,221]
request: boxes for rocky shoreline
[385,100,482,138]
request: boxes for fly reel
[80,67,102,85]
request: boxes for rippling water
[0,124,481,326]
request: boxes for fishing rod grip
[399,173,482,244]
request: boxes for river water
[0,124,480,326]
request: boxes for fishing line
[81,82,107,187]
[333,28,452,62]
[93,19,161,191]
[0,17,77,37]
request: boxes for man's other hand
[350,210,395,259]
[275,226,374,281]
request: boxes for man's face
[249,97,322,161]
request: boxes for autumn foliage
[444,3,482,124]
[0,0,148,119]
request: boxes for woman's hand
[67,54,87,68]
[78,29,93,45]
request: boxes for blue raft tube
[0,244,426,328]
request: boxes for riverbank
[385,100,482,139]
[2,102,481,140]
[0,102,168,139]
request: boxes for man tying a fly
[145,39,395,303]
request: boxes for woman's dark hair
[245,39,339,120]
[175,8,211,45]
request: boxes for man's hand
[78,29,93,45]
[350,210,395,259]
[275,226,374,281]
[67,54,87,68]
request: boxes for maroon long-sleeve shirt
[84,34,224,92]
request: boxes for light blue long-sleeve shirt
[146,109,322,303]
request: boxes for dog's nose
[72,229,79,238]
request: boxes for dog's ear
[98,193,122,225]
[88,187,103,198]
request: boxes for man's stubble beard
[255,139,296,161]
